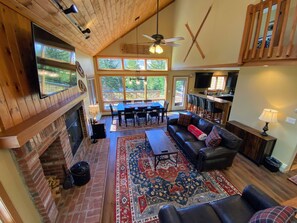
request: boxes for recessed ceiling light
[263,65,269,67]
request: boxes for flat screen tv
[194,72,213,88]
[31,23,77,99]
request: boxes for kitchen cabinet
[226,120,277,165]
[226,72,238,90]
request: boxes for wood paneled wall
[0,3,79,132]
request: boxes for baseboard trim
[279,163,288,173]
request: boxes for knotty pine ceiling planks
[0,0,174,56]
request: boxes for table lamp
[89,104,99,124]
[258,108,278,136]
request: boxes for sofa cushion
[211,195,255,223]
[185,141,206,157]
[177,113,192,126]
[176,131,197,143]
[248,206,297,223]
[197,118,214,134]
[178,203,222,223]
[213,125,242,150]
[187,124,207,140]
[205,127,222,148]
[168,124,186,134]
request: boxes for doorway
[171,77,188,111]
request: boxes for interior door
[171,77,188,110]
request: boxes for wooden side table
[226,120,277,165]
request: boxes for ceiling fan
[143,0,184,54]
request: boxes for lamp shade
[89,104,99,117]
[259,109,278,123]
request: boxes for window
[97,58,122,70]
[209,76,226,90]
[147,59,168,71]
[97,57,168,71]
[99,75,167,111]
[123,59,145,70]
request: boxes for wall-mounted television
[194,72,213,88]
[31,23,77,99]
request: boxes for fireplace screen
[65,107,83,156]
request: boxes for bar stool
[198,97,207,117]
[192,96,200,114]
[187,94,193,111]
[206,100,223,123]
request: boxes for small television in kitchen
[194,72,213,88]
[31,23,77,99]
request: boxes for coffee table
[145,129,178,171]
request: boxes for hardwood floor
[100,115,297,223]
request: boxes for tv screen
[31,23,77,98]
[194,72,213,88]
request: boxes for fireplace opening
[65,105,84,156]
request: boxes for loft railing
[238,0,297,65]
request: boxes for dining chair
[148,106,160,124]
[144,100,152,103]
[124,107,135,127]
[163,101,169,118]
[135,106,147,126]
[134,100,143,103]
[109,104,118,121]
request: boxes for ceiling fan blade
[165,42,181,47]
[143,34,156,41]
[164,37,185,43]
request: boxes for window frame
[96,56,168,71]
[208,75,227,91]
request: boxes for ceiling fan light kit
[149,44,163,54]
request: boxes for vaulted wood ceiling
[1,0,174,56]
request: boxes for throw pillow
[205,127,222,148]
[187,124,207,141]
[248,206,297,223]
[177,113,192,127]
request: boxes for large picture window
[100,75,167,111]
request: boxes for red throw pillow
[248,206,297,223]
[205,127,222,148]
[187,124,207,141]
[177,113,192,127]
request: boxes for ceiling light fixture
[52,0,91,39]
[63,4,78,14]
[149,44,163,54]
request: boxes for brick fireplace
[11,102,89,223]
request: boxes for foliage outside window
[101,76,124,102]
[97,58,122,70]
[100,76,167,111]
[209,76,226,90]
[97,57,168,71]
[146,59,167,71]
[123,59,145,70]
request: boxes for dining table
[116,102,164,126]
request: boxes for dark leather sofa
[158,184,279,223]
[167,114,242,171]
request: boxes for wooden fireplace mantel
[0,93,87,149]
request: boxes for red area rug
[115,134,239,223]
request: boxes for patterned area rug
[115,134,239,223]
[110,118,167,132]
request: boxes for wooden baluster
[277,0,291,57]
[259,1,272,58]
[286,2,297,56]
[251,4,264,59]
[244,6,257,60]
[268,0,282,57]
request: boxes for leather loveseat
[158,184,279,223]
[167,114,242,171]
